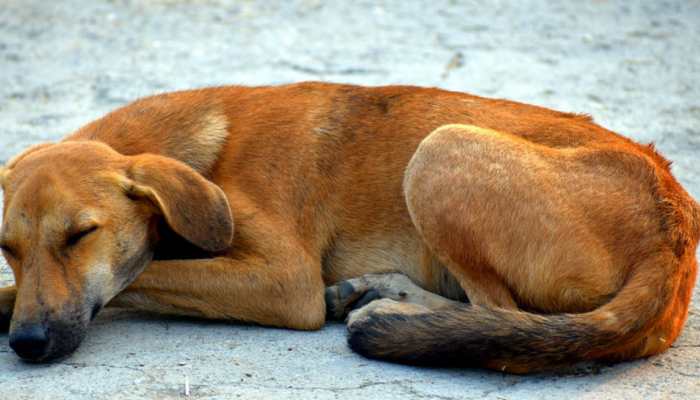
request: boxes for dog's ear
[121,153,234,252]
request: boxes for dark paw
[325,280,382,321]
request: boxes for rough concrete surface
[1,0,699,399]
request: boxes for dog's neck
[66,94,230,177]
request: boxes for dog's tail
[348,250,695,373]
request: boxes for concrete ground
[1,1,699,398]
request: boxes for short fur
[0,82,698,371]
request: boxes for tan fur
[0,83,697,369]
[0,143,55,188]
[169,109,230,174]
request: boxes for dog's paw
[325,273,421,320]
[325,272,457,320]
[324,282,370,321]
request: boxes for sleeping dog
[0,82,698,373]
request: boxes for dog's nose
[9,324,50,361]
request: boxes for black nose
[9,324,50,361]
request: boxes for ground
[0,1,699,399]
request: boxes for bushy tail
[348,252,684,373]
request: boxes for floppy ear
[122,153,234,252]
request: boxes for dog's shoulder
[68,88,234,175]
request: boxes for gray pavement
[0,1,699,398]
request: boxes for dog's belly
[321,231,466,301]
[322,232,424,285]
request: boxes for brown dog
[0,82,698,373]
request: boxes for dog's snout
[9,323,50,361]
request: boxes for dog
[0,82,698,373]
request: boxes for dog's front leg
[108,254,326,330]
[0,286,15,331]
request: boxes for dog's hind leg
[401,124,634,314]
[402,125,529,310]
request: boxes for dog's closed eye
[66,226,99,247]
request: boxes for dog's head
[0,141,233,362]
